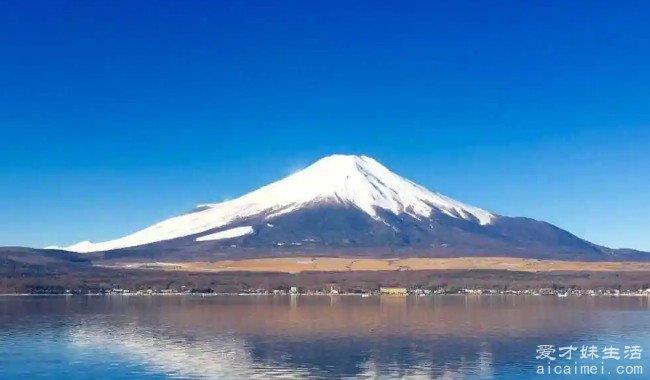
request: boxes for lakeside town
[15,285,650,297]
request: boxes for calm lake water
[1,295,649,379]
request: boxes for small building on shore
[326,284,340,294]
[380,287,408,295]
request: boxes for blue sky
[1,1,649,250]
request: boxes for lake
[1,295,648,379]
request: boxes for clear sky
[1,1,649,251]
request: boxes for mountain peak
[60,154,494,252]
[250,153,494,224]
[296,154,384,179]
[309,153,375,166]
[312,153,370,162]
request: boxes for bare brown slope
[103,256,650,274]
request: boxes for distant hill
[0,247,91,275]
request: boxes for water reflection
[1,295,649,379]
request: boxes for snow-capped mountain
[61,155,493,253]
[54,154,639,261]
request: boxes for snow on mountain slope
[196,226,254,242]
[61,154,494,253]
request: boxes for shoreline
[3,289,650,297]
[4,257,650,295]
